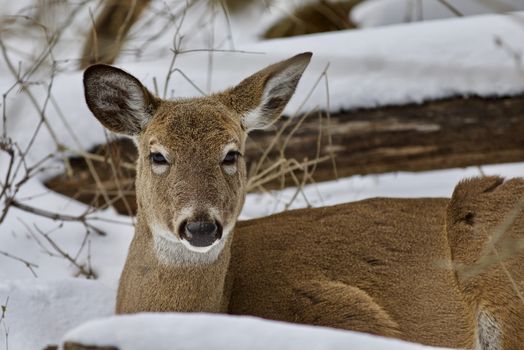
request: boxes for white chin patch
[180,238,220,254]
[150,221,229,266]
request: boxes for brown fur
[83,54,524,349]
[228,198,471,346]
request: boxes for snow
[352,0,524,28]
[0,0,34,17]
[1,161,523,349]
[0,176,133,283]
[0,0,303,78]
[62,313,453,350]
[121,0,304,61]
[3,12,524,166]
[0,278,115,350]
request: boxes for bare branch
[34,225,96,279]
[0,250,38,277]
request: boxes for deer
[83,53,524,349]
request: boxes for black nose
[180,220,222,247]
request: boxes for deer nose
[179,220,222,247]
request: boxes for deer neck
[123,214,234,313]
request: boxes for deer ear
[219,52,312,132]
[83,64,159,136]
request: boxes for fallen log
[45,95,524,216]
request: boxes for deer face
[83,53,311,261]
[135,100,247,254]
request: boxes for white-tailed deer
[83,53,524,349]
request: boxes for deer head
[83,53,312,263]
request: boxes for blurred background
[1,0,524,70]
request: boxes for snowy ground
[1,162,523,349]
[1,2,524,350]
[0,279,115,350]
[62,313,453,350]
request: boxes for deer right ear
[218,52,312,132]
[83,65,159,136]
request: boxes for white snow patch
[352,0,524,28]
[0,279,115,350]
[62,313,453,350]
[0,176,133,283]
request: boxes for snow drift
[62,313,454,350]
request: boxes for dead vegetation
[264,0,361,39]
[79,0,151,68]
[78,0,366,67]
[0,0,338,279]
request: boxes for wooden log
[45,95,524,216]
[248,94,524,181]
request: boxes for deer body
[118,197,474,347]
[229,198,471,345]
[83,54,524,349]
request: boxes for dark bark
[62,342,118,350]
[45,95,524,216]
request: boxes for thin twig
[0,250,38,277]
[436,0,463,17]
[9,200,107,235]
[1,296,9,350]
[35,226,96,279]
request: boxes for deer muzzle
[179,220,223,247]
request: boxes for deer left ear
[218,52,312,132]
[83,64,159,136]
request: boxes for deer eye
[222,151,240,166]
[150,152,168,165]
